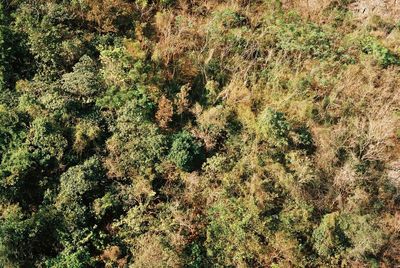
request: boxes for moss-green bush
[361,37,400,67]
[168,131,205,172]
[258,108,291,147]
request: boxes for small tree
[168,131,205,172]
[0,205,60,267]
[56,156,105,229]
[106,100,166,177]
[27,117,67,166]
[257,108,291,148]
[62,55,101,102]
[313,212,385,262]
[73,120,101,155]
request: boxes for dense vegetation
[0,0,399,267]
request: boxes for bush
[45,248,93,268]
[62,55,101,102]
[73,120,101,155]
[168,131,205,172]
[258,108,291,147]
[205,197,267,267]
[56,157,105,229]
[0,105,26,157]
[211,9,247,29]
[293,126,315,154]
[272,18,333,59]
[27,117,67,166]
[312,212,350,258]
[106,101,166,177]
[361,37,400,67]
[313,212,385,262]
[0,205,60,267]
[97,40,155,111]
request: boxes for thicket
[0,0,399,267]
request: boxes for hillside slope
[0,1,399,267]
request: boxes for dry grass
[153,10,205,66]
[156,96,174,129]
[131,234,181,268]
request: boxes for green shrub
[106,101,166,176]
[272,19,333,59]
[27,117,67,166]
[97,41,155,111]
[0,206,60,267]
[185,242,209,268]
[205,197,266,266]
[312,212,350,258]
[294,126,315,154]
[168,131,205,171]
[258,108,291,147]
[14,2,86,79]
[361,37,400,67]
[45,248,93,268]
[210,9,247,30]
[313,212,385,261]
[56,156,105,231]
[0,105,26,157]
[62,55,101,102]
